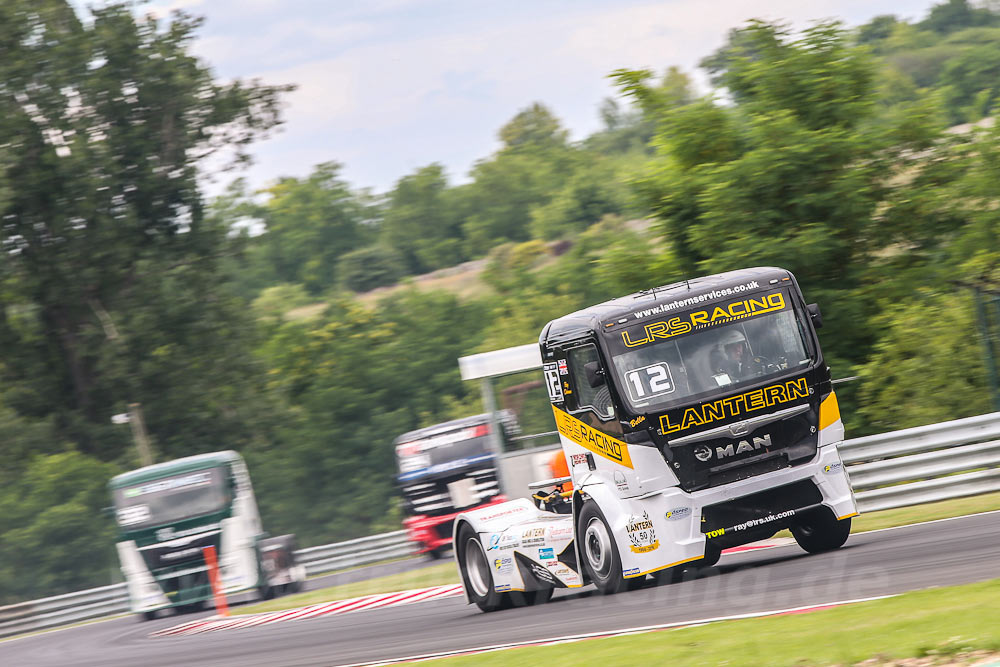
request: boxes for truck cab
[453,267,857,610]
[109,451,304,619]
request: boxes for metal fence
[2,411,999,639]
[841,411,1000,512]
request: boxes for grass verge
[235,492,1000,616]
[437,578,1000,666]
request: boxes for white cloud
[188,0,940,195]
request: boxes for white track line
[340,595,897,666]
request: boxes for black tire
[457,524,509,612]
[140,610,157,622]
[511,586,554,607]
[791,508,851,554]
[578,500,634,595]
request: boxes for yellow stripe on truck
[552,406,633,469]
[819,391,840,431]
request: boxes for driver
[712,330,752,380]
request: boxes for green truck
[109,451,304,619]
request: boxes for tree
[498,102,569,151]
[920,0,998,34]
[379,164,463,275]
[613,21,959,431]
[254,162,374,294]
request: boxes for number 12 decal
[624,362,675,402]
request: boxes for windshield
[396,423,493,479]
[113,468,229,530]
[608,290,813,412]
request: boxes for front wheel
[578,501,638,594]
[791,508,851,553]
[458,524,508,612]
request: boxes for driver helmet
[719,330,748,360]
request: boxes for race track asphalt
[3,512,997,667]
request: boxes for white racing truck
[109,451,306,619]
[453,267,857,611]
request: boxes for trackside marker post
[202,545,230,617]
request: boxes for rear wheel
[791,508,851,553]
[140,610,157,622]
[578,501,638,594]
[458,524,508,612]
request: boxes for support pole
[128,403,155,467]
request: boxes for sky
[131,0,941,197]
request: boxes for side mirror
[584,361,606,388]
[807,303,823,330]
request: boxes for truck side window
[567,344,614,420]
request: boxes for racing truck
[109,450,306,619]
[396,413,517,557]
[453,267,857,611]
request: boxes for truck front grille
[401,467,500,517]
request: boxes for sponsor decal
[666,507,691,521]
[493,557,513,574]
[124,471,213,498]
[546,525,574,540]
[629,415,646,428]
[623,567,640,577]
[538,547,555,560]
[694,445,712,462]
[570,453,588,467]
[552,407,634,469]
[626,511,660,554]
[558,359,568,375]
[398,454,494,481]
[155,523,221,543]
[543,363,564,403]
[495,584,512,592]
[824,462,844,474]
[614,470,629,492]
[529,562,556,585]
[659,377,809,435]
[622,291,783,348]
[117,504,151,527]
[487,533,519,551]
[521,527,546,547]
[478,504,531,523]
[161,547,201,562]
[629,281,763,321]
[705,528,725,538]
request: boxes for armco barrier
[2,411,998,639]
[840,411,1000,512]
[0,531,416,640]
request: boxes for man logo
[715,434,772,459]
[694,434,773,462]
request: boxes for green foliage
[254,162,374,294]
[0,452,121,603]
[858,291,989,431]
[337,245,405,293]
[380,164,463,275]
